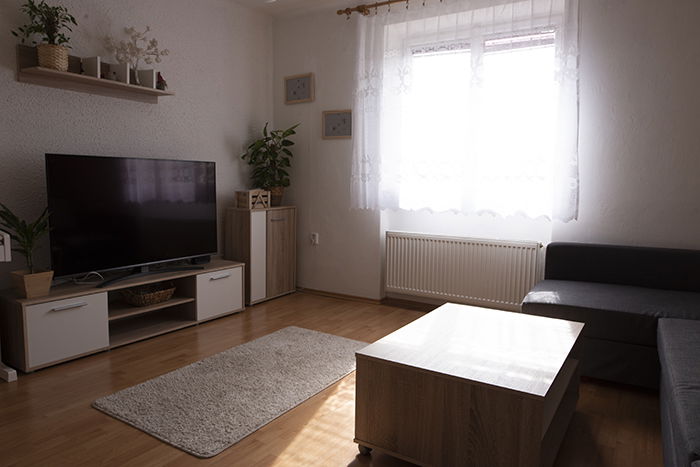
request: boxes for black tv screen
[46,154,217,277]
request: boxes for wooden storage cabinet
[196,267,244,321]
[0,260,244,372]
[225,206,296,305]
[26,293,109,369]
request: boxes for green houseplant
[0,203,52,298]
[11,0,77,72]
[241,123,299,206]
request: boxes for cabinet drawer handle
[210,273,231,281]
[270,218,286,222]
[51,302,88,312]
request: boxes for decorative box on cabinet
[224,206,296,305]
[0,260,244,373]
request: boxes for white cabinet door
[196,267,244,321]
[250,210,267,303]
[25,293,109,369]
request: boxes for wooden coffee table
[354,303,583,467]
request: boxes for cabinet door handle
[270,218,286,222]
[51,301,88,312]
[210,273,231,281]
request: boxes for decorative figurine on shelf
[156,72,167,91]
[104,26,169,86]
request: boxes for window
[352,0,579,221]
[394,31,558,218]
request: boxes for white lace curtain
[351,0,579,221]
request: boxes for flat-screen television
[45,154,218,278]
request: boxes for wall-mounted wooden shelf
[16,45,174,104]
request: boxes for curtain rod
[337,0,436,18]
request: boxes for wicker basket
[121,282,176,307]
[37,44,69,72]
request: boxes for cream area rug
[93,326,366,458]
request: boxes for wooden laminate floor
[0,292,662,467]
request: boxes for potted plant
[11,0,77,72]
[0,204,52,298]
[241,123,299,206]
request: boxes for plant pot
[37,44,69,72]
[11,270,54,299]
[270,186,284,206]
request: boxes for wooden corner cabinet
[0,260,244,373]
[224,206,296,305]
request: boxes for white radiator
[385,231,542,311]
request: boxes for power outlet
[310,232,319,245]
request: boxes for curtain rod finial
[337,4,372,17]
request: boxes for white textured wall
[552,0,700,248]
[273,13,383,300]
[273,0,700,300]
[0,0,273,287]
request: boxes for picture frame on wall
[322,110,352,139]
[284,73,314,104]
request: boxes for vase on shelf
[130,66,141,85]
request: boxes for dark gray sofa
[521,242,700,389]
[659,319,700,467]
[522,242,700,467]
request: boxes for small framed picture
[322,110,352,139]
[285,73,314,104]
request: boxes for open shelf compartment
[108,296,196,321]
[106,276,197,347]
[109,306,196,348]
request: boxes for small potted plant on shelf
[241,123,299,206]
[11,0,77,72]
[0,203,52,299]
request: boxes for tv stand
[98,265,204,288]
[0,259,244,373]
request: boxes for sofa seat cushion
[658,318,700,463]
[522,280,700,347]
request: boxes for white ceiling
[235,0,353,18]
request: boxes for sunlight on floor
[270,375,357,466]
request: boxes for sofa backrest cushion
[544,242,700,292]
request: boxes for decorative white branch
[105,26,169,84]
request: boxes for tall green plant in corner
[241,123,299,206]
[0,203,50,274]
